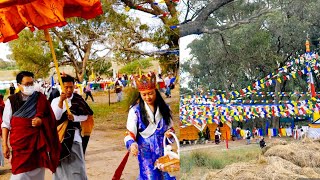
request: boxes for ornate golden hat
[134,72,157,91]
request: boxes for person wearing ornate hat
[124,72,176,179]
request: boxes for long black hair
[131,89,172,126]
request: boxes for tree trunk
[79,41,94,82]
[179,0,234,37]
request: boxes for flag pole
[44,29,70,114]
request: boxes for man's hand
[58,92,67,109]
[32,117,42,127]
[59,92,67,102]
[67,113,74,121]
[130,143,138,156]
[2,144,10,159]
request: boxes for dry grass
[206,156,320,180]
[205,139,320,180]
[263,141,320,167]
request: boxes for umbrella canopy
[0,0,103,113]
[0,0,103,42]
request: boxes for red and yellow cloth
[0,0,103,42]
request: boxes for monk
[1,71,60,179]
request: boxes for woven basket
[154,132,180,174]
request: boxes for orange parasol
[0,0,103,112]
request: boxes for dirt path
[0,130,139,179]
[180,137,295,153]
[0,86,180,179]
[79,130,139,180]
[180,139,257,153]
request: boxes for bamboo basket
[154,132,180,176]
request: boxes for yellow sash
[81,115,94,136]
[57,120,68,143]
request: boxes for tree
[180,0,274,37]
[114,0,180,72]
[119,58,153,74]
[0,58,16,70]
[49,9,113,82]
[9,30,63,78]
[182,0,320,128]
[9,1,180,80]
[87,57,113,77]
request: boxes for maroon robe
[9,92,60,174]
[0,100,4,137]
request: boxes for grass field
[0,70,18,81]
[180,142,261,180]
[89,87,180,134]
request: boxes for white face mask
[21,85,35,96]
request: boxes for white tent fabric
[286,128,292,136]
[308,128,320,139]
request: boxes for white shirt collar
[68,93,74,101]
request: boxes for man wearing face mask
[1,71,60,179]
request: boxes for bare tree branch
[180,6,274,37]
[120,0,159,16]
[179,0,234,36]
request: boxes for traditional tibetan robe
[51,93,93,180]
[0,99,4,167]
[124,102,176,180]
[4,92,60,178]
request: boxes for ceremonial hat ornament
[134,72,157,91]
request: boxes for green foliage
[122,87,139,110]
[0,59,16,70]
[182,0,320,93]
[8,1,179,79]
[88,96,128,130]
[105,0,179,71]
[119,58,152,74]
[8,30,61,78]
[88,58,113,77]
[198,131,205,139]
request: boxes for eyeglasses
[20,82,34,87]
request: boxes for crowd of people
[0,70,178,180]
[19,72,176,104]
[232,125,307,147]
[197,124,309,150]
[0,71,94,179]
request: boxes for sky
[0,0,200,77]
[0,43,10,61]
[179,35,198,88]
[0,1,173,61]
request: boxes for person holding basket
[124,72,178,180]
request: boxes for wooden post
[226,131,229,149]
[109,87,111,106]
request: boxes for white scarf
[140,101,163,138]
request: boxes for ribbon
[112,151,130,180]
